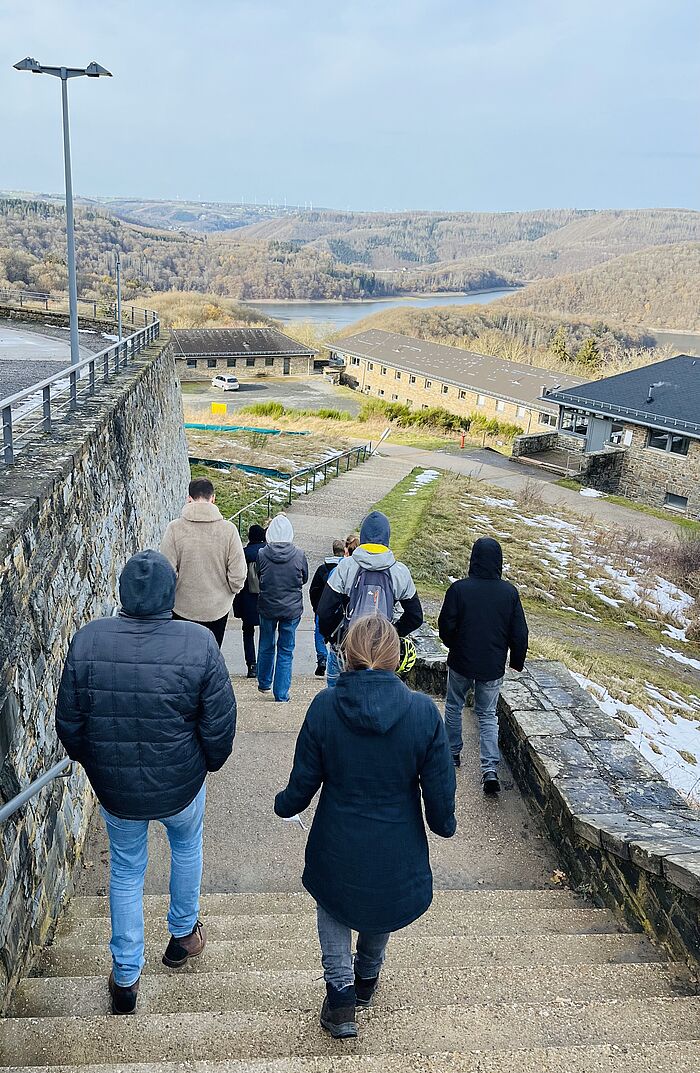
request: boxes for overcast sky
[1,0,698,213]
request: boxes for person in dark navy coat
[275,614,456,1040]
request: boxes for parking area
[181,375,361,423]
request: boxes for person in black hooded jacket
[437,537,528,794]
[56,550,236,1015]
[232,524,267,678]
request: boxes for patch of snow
[476,495,516,508]
[663,624,689,643]
[561,606,600,620]
[657,645,700,672]
[405,468,440,497]
[579,488,607,498]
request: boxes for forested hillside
[336,304,662,377]
[501,242,700,329]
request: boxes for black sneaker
[247,664,257,679]
[108,971,139,1015]
[320,984,358,1039]
[482,771,501,795]
[315,660,327,678]
[452,753,461,768]
[355,973,380,1008]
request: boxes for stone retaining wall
[411,639,700,974]
[579,447,625,493]
[0,337,190,1010]
[511,431,558,457]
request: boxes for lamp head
[13,56,43,73]
[85,61,112,77]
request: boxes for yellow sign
[211,402,227,417]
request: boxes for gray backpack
[339,567,395,639]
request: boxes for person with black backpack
[232,524,267,678]
[309,539,346,677]
[317,511,423,687]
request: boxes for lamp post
[13,58,112,366]
[115,251,122,341]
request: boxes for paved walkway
[381,442,685,539]
[0,322,95,397]
[76,452,557,901]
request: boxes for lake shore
[243,286,521,306]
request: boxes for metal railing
[0,758,72,825]
[0,287,158,329]
[542,387,700,437]
[1,313,160,465]
[230,441,375,532]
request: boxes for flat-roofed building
[329,329,581,433]
[173,327,318,381]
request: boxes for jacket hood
[182,501,223,523]
[324,555,342,566]
[469,537,503,580]
[353,546,396,571]
[360,510,391,548]
[333,670,406,735]
[267,514,294,543]
[263,541,299,564]
[119,550,176,616]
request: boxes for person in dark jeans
[161,477,247,647]
[275,615,456,1040]
[232,524,267,677]
[56,551,236,1015]
[438,536,528,795]
[256,514,308,702]
[309,539,345,677]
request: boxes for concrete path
[380,441,685,539]
[76,451,557,901]
[0,322,94,397]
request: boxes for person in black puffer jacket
[438,536,528,795]
[56,550,236,1015]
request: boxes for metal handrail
[1,312,160,464]
[0,758,72,825]
[229,440,376,532]
[0,287,157,328]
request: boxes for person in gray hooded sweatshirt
[317,510,423,687]
[256,513,309,701]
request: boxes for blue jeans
[314,616,327,665]
[444,668,504,773]
[316,904,390,991]
[101,784,206,987]
[257,615,300,701]
[326,645,341,689]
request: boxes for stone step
[4,1045,700,1073]
[35,932,661,978]
[64,888,586,920]
[2,998,699,1066]
[54,907,623,947]
[11,962,691,1018]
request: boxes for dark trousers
[173,611,228,648]
[242,623,257,668]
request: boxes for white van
[211,374,240,392]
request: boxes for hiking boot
[247,664,257,679]
[452,753,461,768]
[482,771,501,795]
[320,984,358,1039]
[108,972,139,1015]
[355,972,380,1008]
[315,660,327,678]
[162,920,207,968]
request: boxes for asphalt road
[0,324,73,398]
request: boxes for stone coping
[411,636,700,971]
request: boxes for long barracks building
[329,329,582,433]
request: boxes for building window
[665,492,689,511]
[409,375,416,384]
[246,356,255,367]
[227,358,237,368]
[517,405,527,419]
[425,379,432,389]
[647,430,690,455]
[391,393,399,401]
[476,395,486,407]
[380,366,387,375]
[186,358,197,368]
[378,389,385,397]
[560,408,589,436]
[442,385,449,395]
[351,356,360,366]
[459,390,466,400]
[265,356,274,367]
[421,404,429,410]
[395,370,401,380]
[495,400,505,413]
[207,358,217,368]
[538,411,557,427]
[368,362,374,371]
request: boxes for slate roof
[172,327,317,358]
[542,355,700,438]
[331,329,582,412]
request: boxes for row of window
[559,409,691,455]
[185,356,276,369]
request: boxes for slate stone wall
[580,447,625,493]
[412,646,700,973]
[0,336,190,1010]
[617,425,700,518]
[511,431,559,457]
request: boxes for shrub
[240,401,287,418]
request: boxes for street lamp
[13,58,112,365]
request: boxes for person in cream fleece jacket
[161,476,246,647]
